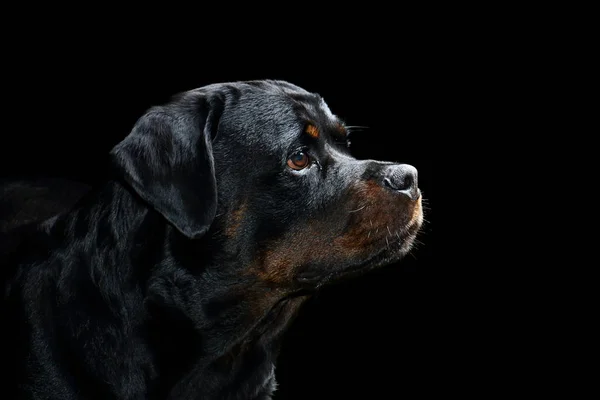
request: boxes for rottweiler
[0,80,424,399]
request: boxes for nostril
[401,174,414,192]
[382,164,419,199]
[383,176,410,191]
[383,177,396,190]
[383,172,414,191]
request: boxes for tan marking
[253,248,300,285]
[305,124,319,138]
[334,180,396,251]
[410,195,423,225]
[225,202,247,238]
[335,122,348,137]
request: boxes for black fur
[1,80,424,399]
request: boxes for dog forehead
[248,80,336,118]
[220,81,338,144]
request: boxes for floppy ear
[109,89,224,239]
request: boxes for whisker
[345,125,370,131]
[412,237,425,247]
[349,205,367,213]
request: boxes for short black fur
[1,80,423,399]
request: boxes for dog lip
[296,272,322,285]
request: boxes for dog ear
[109,89,225,239]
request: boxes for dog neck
[36,179,308,398]
[145,207,311,398]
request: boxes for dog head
[111,80,423,290]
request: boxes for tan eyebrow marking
[305,124,320,138]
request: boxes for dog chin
[296,221,422,289]
[355,225,420,272]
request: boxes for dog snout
[382,164,420,200]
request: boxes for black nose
[383,164,420,200]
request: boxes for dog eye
[287,151,310,170]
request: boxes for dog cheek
[245,223,329,286]
[246,180,419,285]
[251,239,321,285]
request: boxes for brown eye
[287,151,310,170]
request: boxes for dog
[1,80,424,399]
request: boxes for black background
[1,41,441,399]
